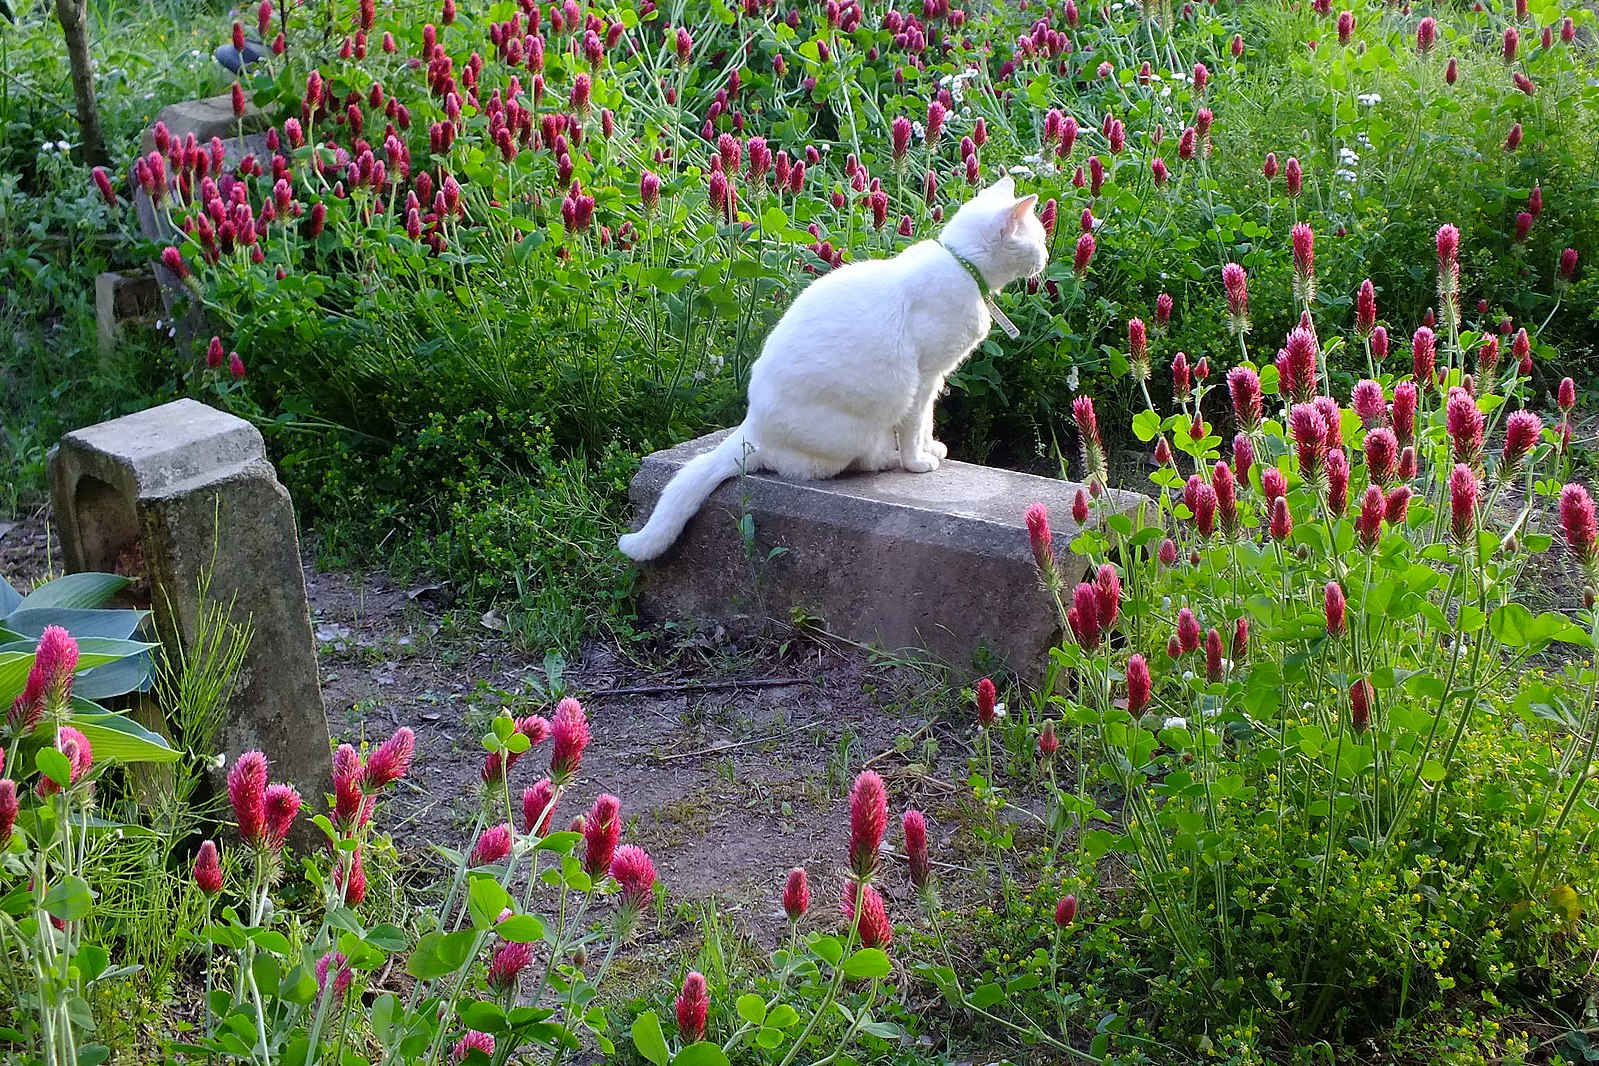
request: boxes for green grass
[0,0,234,508]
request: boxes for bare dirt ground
[1,505,981,961]
[304,557,971,934]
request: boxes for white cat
[618,176,1048,562]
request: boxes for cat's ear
[987,175,1016,198]
[1006,194,1039,232]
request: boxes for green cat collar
[938,241,1022,340]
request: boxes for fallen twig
[888,766,960,792]
[863,720,938,767]
[639,721,824,763]
[583,676,813,698]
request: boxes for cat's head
[943,176,1049,287]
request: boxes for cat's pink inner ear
[1008,195,1039,229]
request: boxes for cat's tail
[618,426,756,561]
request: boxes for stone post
[49,398,333,818]
[133,95,270,347]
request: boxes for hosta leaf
[0,651,31,703]
[67,706,180,764]
[1,608,147,641]
[72,651,156,700]
[15,573,131,611]
[0,576,21,615]
[0,637,158,670]
[64,812,155,836]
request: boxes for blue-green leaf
[67,707,180,764]
[2,608,147,641]
[0,651,30,703]
[72,651,155,699]
[0,576,21,615]
[0,637,158,670]
[16,574,131,611]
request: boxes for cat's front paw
[901,452,941,473]
[929,439,948,460]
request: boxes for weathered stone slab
[628,430,1147,673]
[138,93,270,156]
[134,99,270,347]
[49,399,332,821]
[95,270,161,360]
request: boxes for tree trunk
[54,0,105,166]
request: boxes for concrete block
[139,93,270,156]
[95,270,161,360]
[134,99,270,347]
[628,430,1147,674]
[49,399,333,821]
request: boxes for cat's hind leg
[847,432,901,472]
[758,443,853,481]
